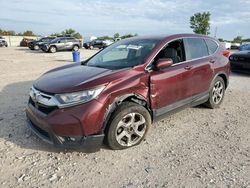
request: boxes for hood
[34,65,114,94]
[231,50,250,58]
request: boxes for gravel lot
[0,47,249,188]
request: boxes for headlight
[55,86,105,107]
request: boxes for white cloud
[0,0,250,39]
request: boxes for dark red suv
[26,34,230,150]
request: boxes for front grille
[29,97,58,115]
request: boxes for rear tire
[72,45,79,51]
[204,76,225,109]
[106,102,151,150]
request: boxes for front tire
[34,45,39,50]
[205,76,225,109]
[106,102,151,150]
[49,46,57,53]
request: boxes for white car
[0,37,8,47]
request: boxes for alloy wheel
[50,47,56,53]
[115,112,146,147]
[212,81,224,104]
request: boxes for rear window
[205,39,218,54]
[185,38,209,60]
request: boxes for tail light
[223,50,230,58]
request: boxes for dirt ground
[0,47,249,188]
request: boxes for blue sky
[0,0,250,40]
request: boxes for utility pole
[214,26,218,38]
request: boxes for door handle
[184,65,192,70]
[209,59,215,63]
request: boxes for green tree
[51,28,82,39]
[121,34,137,39]
[232,36,242,43]
[50,32,61,37]
[23,30,35,36]
[97,35,113,40]
[0,29,16,35]
[242,38,250,42]
[7,30,16,35]
[190,12,211,35]
[61,28,76,36]
[113,33,120,39]
[218,38,224,42]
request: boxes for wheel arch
[102,93,152,133]
[216,72,228,89]
[49,45,57,50]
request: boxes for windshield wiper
[87,64,106,69]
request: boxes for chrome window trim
[145,36,220,71]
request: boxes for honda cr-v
[26,34,230,150]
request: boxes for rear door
[65,38,75,50]
[183,38,214,97]
[56,38,67,50]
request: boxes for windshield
[40,37,53,42]
[86,38,160,70]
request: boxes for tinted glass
[205,39,218,54]
[50,38,62,43]
[185,38,209,60]
[86,39,160,70]
[57,38,67,43]
[40,38,52,42]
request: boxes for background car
[20,38,35,47]
[83,39,111,49]
[229,51,250,73]
[239,43,250,51]
[40,37,82,53]
[28,36,56,50]
[230,43,240,50]
[0,37,8,47]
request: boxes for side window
[57,38,66,43]
[185,38,209,60]
[205,39,218,55]
[154,39,186,64]
[66,38,73,42]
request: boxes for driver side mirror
[58,40,61,43]
[155,58,173,70]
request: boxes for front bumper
[0,42,7,46]
[26,98,106,149]
[40,45,49,52]
[231,61,250,73]
[27,118,104,149]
